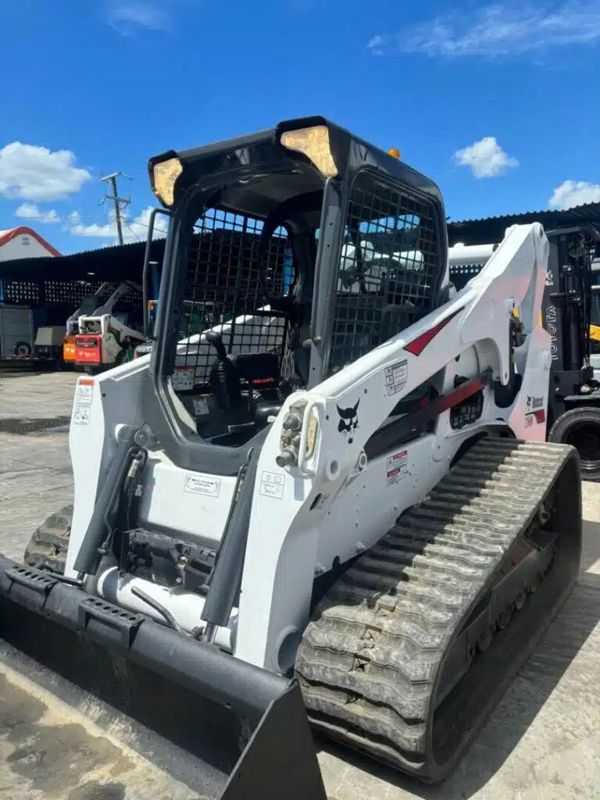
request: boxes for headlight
[277,401,319,470]
[152,157,183,206]
[305,409,319,459]
[280,126,338,178]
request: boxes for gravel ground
[0,371,598,800]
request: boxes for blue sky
[1,0,599,255]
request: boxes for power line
[122,221,140,241]
[122,216,169,239]
[123,220,153,243]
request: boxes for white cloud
[367,34,385,55]
[369,2,600,58]
[454,137,518,178]
[549,180,600,209]
[68,206,168,243]
[68,209,114,238]
[0,142,91,201]
[122,206,169,240]
[70,219,115,238]
[15,203,61,224]
[107,2,171,35]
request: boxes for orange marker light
[388,147,401,159]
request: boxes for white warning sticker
[386,450,409,486]
[75,379,94,404]
[384,360,408,396]
[73,404,91,426]
[260,471,285,500]
[193,396,210,416]
[184,474,221,497]
[173,368,195,391]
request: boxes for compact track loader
[73,281,146,371]
[3,117,581,797]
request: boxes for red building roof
[0,226,61,257]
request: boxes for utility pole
[100,172,131,246]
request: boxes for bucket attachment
[0,555,326,800]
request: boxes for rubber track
[24,505,71,574]
[295,438,574,776]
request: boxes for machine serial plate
[184,474,221,497]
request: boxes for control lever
[205,331,241,411]
[205,330,229,362]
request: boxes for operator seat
[257,192,321,390]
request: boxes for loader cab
[146,117,447,475]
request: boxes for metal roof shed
[447,202,600,246]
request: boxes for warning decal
[76,378,94,403]
[386,450,409,486]
[173,368,195,391]
[73,405,91,426]
[384,360,408,396]
[260,471,285,500]
[73,379,94,425]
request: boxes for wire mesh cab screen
[173,207,293,392]
[328,171,441,374]
[449,262,483,292]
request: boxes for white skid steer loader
[74,281,146,371]
[3,117,581,797]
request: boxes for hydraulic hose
[73,426,138,575]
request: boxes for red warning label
[386,450,408,486]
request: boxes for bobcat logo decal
[337,400,360,444]
[527,395,544,411]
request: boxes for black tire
[549,406,600,481]
[24,505,72,574]
[14,341,32,357]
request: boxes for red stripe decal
[434,377,486,415]
[404,307,465,356]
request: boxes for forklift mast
[542,226,600,422]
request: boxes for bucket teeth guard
[0,556,326,800]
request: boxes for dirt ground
[0,371,598,800]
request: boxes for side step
[296,438,581,782]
